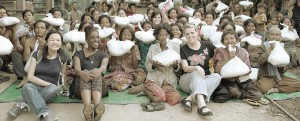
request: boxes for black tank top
[292,0,300,19]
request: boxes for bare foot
[16,78,28,89]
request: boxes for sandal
[83,105,94,121]
[197,106,213,116]
[142,102,165,112]
[243,99,261,106]
[94,102,105,121]
[0,76,10,84]
[257,98,270,105]
[181,98,192,112]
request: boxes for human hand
[80,71,95,82]
[152,60,164,68]
[195,66,205,78]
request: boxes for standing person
[69,1,83,27]
[179,25,221,116]
[288,0,300,36]
[7,31,68,121]
[253,2,267,41]
[73,26,109,121]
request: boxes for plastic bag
[114,16,130,26]
[188,17,206,26]
[106,0,116,4]
[209,31,224,47]
[0,17,20,26]
[152,42,180,67]
[63,29,86,44]
[239,0,253,8]
[98,27,116,39]
[107,38,135,56]
[24,40,39,72]
[158,0,174,13]
[241,31,262,46]
[42,13,65,27]
[128,14,144,24]
[201,25,218,40]
[183,7,195,17]
[221,56,250,78]
[239,68,259,82]
[94,0,101,2]
[235,25,245,33]
[167,38,182,45]
[215,1,229,13]
[280,23,299,41]
[212,11,224,26]
[135,30,155,43]
[173,0,182,5]
[234,15,251,22]
[267,41,290,66]
[125,0,140,3]
[0,36,13,55]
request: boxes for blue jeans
[21,83,58,116]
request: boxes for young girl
[146,8,155,20]
[266,14,279,30]
[279,17,299,41]
[193,10,202,20]
[167,8,178,24]
[240,19,263,68]
[104,27,146,91]
[212,30,264,105]
[150,11,163,27]
[7,31,67,121]
[97,14,114,53]
[170,23,183,39]
[91,9,100,24]
[73,26,109,121]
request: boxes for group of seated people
[0,0,300,121]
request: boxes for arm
[145,46,154,72]
[23,39,31,62]
[288,0,296,7]
[91,57,109,77]
[131,45,139,69]
[73,56,94,81]
[257,45,273,66]
[27,58,52,86]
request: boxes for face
[143,23,152,31]
[257,7,265,14]
[87,31,100,49]
[47,33,62,51]
[234,5,241,13]
[194,12,202,19]
[118,10,127,17]
[129,5,136,13]
[277,13,283,21]
[171,25,181,38]
[234,18,243,26]
[198,8,204,14]
[184,27,198,43]
[93,11,100,21]
[102,4,108,12]
[223,34,237,48]
[53,11,62,18]
[0,8,7,18]
[169,10,177,19]
[147,10,154,19]
[205,14,213,25]
[152,14,162,25]
[157,29,170,44]
[23,12,34,23]
[72,3,78,10]
[83,16,92,23]
[223,24,234,32]
[100,17,110,28]
[267,31,281,41]
[121,29,133,41]
[179,17,188,24]
[271,18,278,25]
[119,3,125,9]
[283,18,292,26]
[246,22,256,34]
[34,22,47,37]
[80,23,91,32]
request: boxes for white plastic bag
[42,13,65,27]
[201,25,218,40]
[234,15,251,22]
[128,14,144,24]
[152,42,180,67]
[63,29,86,44]
[106,0,116,5]
[98,27,116,39]
[24,40,39,72]
[209,31,223,47]
[94,0,101,2]
[241,31,262,46]
[280,23,299,41]
[235,25,245,34]
[184,7,195,17]
[107,38,135,56]
[167,38,182,45]
[267,41,290,66]
[173,0,182,5]
[212,11,224,26]
[215,2,229,13]
[221,56,251,78]
[135,29,155,43]
[239,68,259,82]
[0,17,20,26]
[188,17,206,26]
[239,0,253,8]
[125,0,140,3]
[114,16,130,26]
[0,36,13,55]
[158,0,174,13]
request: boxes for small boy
[234,17,243,26]
[254,2,267,41]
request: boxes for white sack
[167,38,182,45]
[241,31,262,46]
[189,17,206,26]
[212,11,224,26]
[98,27,116,39]
[63,29,86,44]
[209,31,224,47]
[0,36,13,55]
[114,16,130,26]
[0,17,20,26]
[280,23,299,41]
[128,14,144,24]
[135,30,155,43]
[239,68,259,82]
[42,16,65,27]
[152,43,180,67]
[234,15,251,22]
[173,0,182,5]
[107,38,135,56]
[94,0,101,2]
[125,0,140,3]
[267,41,290,66]
[184,7,195,17]
[201,25,218,40]
[239,0,253,8]
[235,25,245,33]
[221,56,250,78]
[158,0,174,13]
[215,2,229,13]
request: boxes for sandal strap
[199,106,207,111]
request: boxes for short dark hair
[221,30,239,44]
[221,22,236,31]
[129,3,136,8]
[141,20,154,29]
[49,7,64,17]
[257,2,267,8]
[78,21,93,31]
[80,13,93,22]
[119,26,135,41]
[205,11,216,19]
[0,5,6,10]
[153,23,172,40]
[243,19,257,29]
[279,17,294,29]
[219,15,233,25]
[33,20,49,29]
[22,9,34,19]
[98,14,112,27]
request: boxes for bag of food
[63,29,86,44]
[221,56,250,78]
[235,25,245,34]
[280,23,299,41]
[189,17,206,26]
[24,40,39,72]
[234,15,251,22]
[0,36,13,55]
[209,31,223,47]
[152,42,180,67]
[98,27,116,39]
[167,38,182,45]
[201,25,218,40]
[125,0,140,3]
[0,17,20,26]
[107,38,135,56]
[128,14,144,24]
[114,16,130,26]
[158,0,174,13]
[212,11,224,26]
[135,30,155,43]
[42,13,65,27]
[239,0,253,8]
[183,7,195,17]
[241,31,262,46]
[215,1,229,13]
[239,68,259,82]
[267,41,290,66]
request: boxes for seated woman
[104,27,146,91]
[256,27,300,94]
[7,31,68,121]
[213,30,264,105]
[73,26,109,121]
[143,24,181,108]
[179,25,221,116]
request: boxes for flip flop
[197,106,213,116]
[181,98,192,112]
[94,102,105,121]
[0,76,10,84]
[142,102,165,112]
[257,98,270,105]
[243,99,261,106]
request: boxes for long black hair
[42,31,67,63]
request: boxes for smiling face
[87,30,100,49]
[47,33,62,51]
[184,27,198,44]
[267,29,281,41]
[171,25,181,38]
[121,29,133,41]
[118,9,127,17]
[205,14,213,25]
[152,14,162,25]
[53,11,62,18]
[245,22,256,34]
[223,33,237,49]
[143,23,152,31]
[23,12,34,24]
[100,17,110,28]
[157,29,170,45]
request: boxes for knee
[46,84,59,95]
[22,83,36,93]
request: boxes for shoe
[141,102,165,112]
[197,106,213,116]
[181,98,192,112]
[243,99,261,106]
[94,103,105,121]
[83,105,94,121]
[39,112,58,121]
[7,102,30,120]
